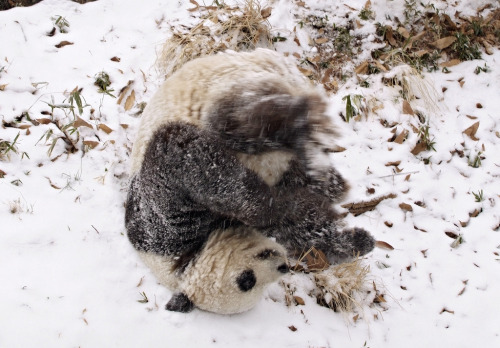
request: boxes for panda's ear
[236,269,256,292]
[165,292,194,313]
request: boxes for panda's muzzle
[277,263,289,274]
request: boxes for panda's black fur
[125,49,375,314]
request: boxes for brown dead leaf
[440,59,461,67]
[476,103,483,109]
[120,124,129,129]
[117,80,133,105]
[45,176,61,190]
[55,41,73,48]
[466,115,478,120]
[83,140,99,149]
[413,49,429,58]
[110,56,121,62]
[384,221,393,228]
[432,36,456,49]
[0,169,6,178]
[463,121,479,141]
[440,308,455,315]
[304,247,329,271]
[98,124,113,134]
[293,37,300,46]
[385,161,401,167]
[469,209,480,218]
[355,61,369,75]
[341,193,397,216]
[260,7,272,19]
[353,314,360,322]
[36,118,52,125]
[373,294,386,303]
[294,296,305,305]
[404,174,411,181]
[0,84,7,91]
[445,231,459,239]
[402,100,415,115]
[314,37,329,44]
[74,117,93,129]
[124,90,136,111]
[411,142,427,156]
[397,27,410,39]
[375,241,394,250]
[394,129,409,144]
[297,67,313,77]
[399,202,413,212]
[480,38,494,55]
[288,325,297,332]
[385,26,397,46]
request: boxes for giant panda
[125,49,375,314]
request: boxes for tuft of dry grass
[313,258,371,312]
[157,0,273,78]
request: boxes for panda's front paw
[165,292,194,313]
[347,227,375,257]
[309,166,350,203]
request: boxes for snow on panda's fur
[125,49,375,314]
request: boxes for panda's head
[183,227,288,315]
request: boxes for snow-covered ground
[1,0,499,346]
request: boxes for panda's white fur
[139,226,287,314]
[130,48,333,179]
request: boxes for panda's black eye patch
[256,249,279,260]
[236,269,256,292]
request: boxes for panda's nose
[277,263,289,273]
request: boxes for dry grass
[157,0,273,78]
[314,258,371,312]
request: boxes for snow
[1,0,499,347]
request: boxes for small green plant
[451,234,465,248]
[417,123,436,151]
[342,94,364,122]
[0,132,20,160]
[94,72,115,98]
[272,34,287,43]
[334,26,352,54]
[471,20,484,37]
[138,292,149,303]
[453,32,481,61]
[468,151,482,168]
[474,63,490,75]
[472,190,484,202]
[359,8,374,21]
[52,15,70,33]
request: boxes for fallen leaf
[399,202,413,212]
[445,231,459,239]
[36,118,52,125]
[83,140,99,149]
[431,36,456,49]
[440,308,455,315]
[394,129,409,144]
[375,241,394,250]
[117,80,133,105]
[385,26,397,46]
[466,115,477,120]
[385,161,401,167]
[74,117,93,129]
[47,27,56,37]
[384,221,393,228]
[469,209,480,218]
[294,296,305,305]
[440,59,460,67]
[463,121,479,141]
[402,100,415,115]
[314,37,329,44]
[55,41,73,48]
[397,27,410,39]
[288,325,297,332]
[404,174,411,181]
[260,7,272,19]
[98,124,113,134]
[410,142,427,156]
[110,56,121,62]
[341,193,397,216]
[0,84,7,91]
[476,103,483,109]
[120,124,129,129]
[353,314,359,322]
[45,176,61,190]
[0,169,6,178]
[355,61,369,75]
[124,90,136,111]
[480,38,494,55]
[304,247,329,271]
[297,66,313,77]
[373,294,386,303]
